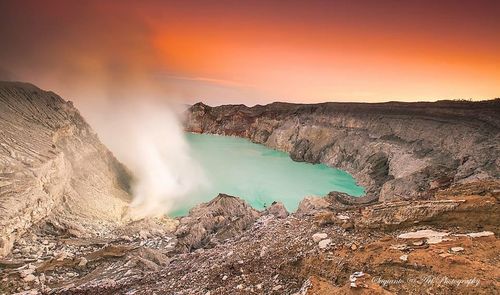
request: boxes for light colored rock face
[185,101,500,201]
[0,82,132,257]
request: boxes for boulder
[263,201,289,219]
[175,194,260,252]
[296,196,330,216]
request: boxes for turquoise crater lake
[172,133,364,216]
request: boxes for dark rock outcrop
[175,193,260,252]
[185,100,500,201]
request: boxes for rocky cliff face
[185,100,500,202]
[0,82,132,257]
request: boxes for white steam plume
[82,99,208,218]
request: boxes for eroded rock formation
[0,82,132,257]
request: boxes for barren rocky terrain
[0,83,499,294]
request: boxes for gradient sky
[0,0,499,106]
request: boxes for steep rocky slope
[185,100,500,201]
[0,82,132,257]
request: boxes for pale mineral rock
[318,239,331,249]
[312,233,328,243]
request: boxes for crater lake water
[171,133,364,216]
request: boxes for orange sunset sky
[0,0,499,105]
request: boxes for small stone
[222,275,228,281]
[23,274,36,282]
[20,268,35,278]
[350,244,358,251]
[451,247,464,253]
[390,244,408,251]
[139,230,149,240]
[236,284,244,290]
[337,214,349,220]
[427,236,444,244]
[341,222,354,231]
[312,233,328,243]
[400,254,408,262]
[42,240,49,245]
[256,284,262,289]
[439,253,452,258]
[349,271,365,288]
[78,257,88,267]
[121,236,133,242]
[205,292,211,295]
[260,246,268,258]
[412,240,425,246]
[318,239,332,250]
[272,285,282,291]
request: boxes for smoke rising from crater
[85,99,208,218]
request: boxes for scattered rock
[389,244,408,251]
[318,239,331,250]
[296,196,330,216]
[337,214,350,220]
[400,254,408,262]
[412,240,425,246]
[263,202,289,219]
[312,233,328,243]
[259,246,268,258]
[139,230,150,240]
[451,247,464,253]
[78,257,88,267]
[23,274,36,282]
[349,271,365,288]
[341,221,355,231]
[314,212,336,226]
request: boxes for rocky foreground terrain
[0,83,499,294]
